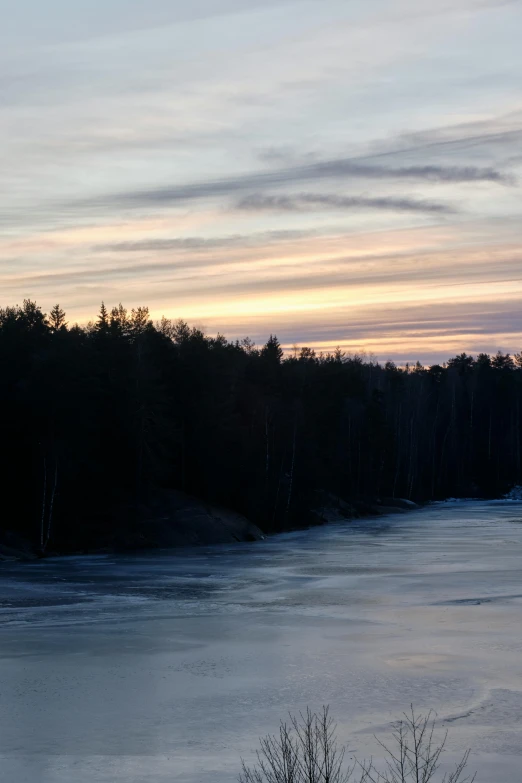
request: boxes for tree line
[1,299,521,552]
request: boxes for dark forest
[2,299,521,554]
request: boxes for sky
[1,0,522,364]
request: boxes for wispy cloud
[95,229,316,253]
[236,192,456,214]
[96,159,511,212]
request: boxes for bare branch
[239,707,475,783]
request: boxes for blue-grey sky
[2,0,522,362]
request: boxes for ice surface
[0,502,521,782]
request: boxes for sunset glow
[2,0,522,363]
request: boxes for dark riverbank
[0,492,420,562]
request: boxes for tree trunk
[285,420,297,521]
[43,461,58,553]
[40,455,47,552]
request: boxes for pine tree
[95,302,110,334]
[261,334,283,364]
[48,304,68,333]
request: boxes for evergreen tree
[261,334,283,363]
[49,304,68,333]
[95,302,110,334]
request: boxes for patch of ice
[432,498,481,504]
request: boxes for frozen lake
[1,501,521,782]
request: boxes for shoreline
[1,494,424,563]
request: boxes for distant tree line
[1,299,521,551]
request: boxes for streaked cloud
[91,160,511,213]
[96,229,317,253]
[236,192,456,215]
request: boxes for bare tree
[357,707,476,783]
[239,707,475,783]
[40,454,47,552]
[285,419,297,521]
[240,707,352,783]
[43,459,58,554]
[39,451,58,554]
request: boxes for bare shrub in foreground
[357,707,476,783]
[239,707,476,783]
[239,707,352,783]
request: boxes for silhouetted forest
[2,299,522,553]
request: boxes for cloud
[3,0,304,49]
[256,111,522,181]
[214,297,522,365]
[95,228,316,253]
[364,114,522,166]
[296,161,512,184]
[236,192,456,214]
[90,157,511,213]
[8,228,522,303]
